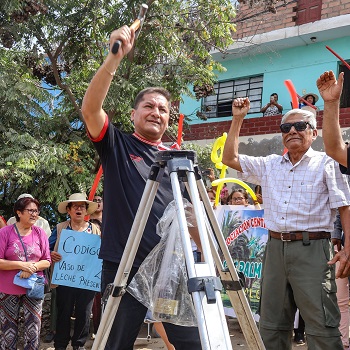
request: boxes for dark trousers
[92,292,101,333]
[102,260,201,350]
[54,285,95,348]
[50,288,57,332]
[294,313,305,334]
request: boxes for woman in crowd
[227,188,251,206]
[49,193,100,350]
[0,196,51,349]
[220,183,229,205]
[299,92,319,117]
[299,92,318,109]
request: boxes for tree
[236,0,286,14]
[0,0,236,224]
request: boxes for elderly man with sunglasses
[222,97,350,350]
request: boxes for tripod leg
[197,178,266,350]
[169,170,233,350]
[92,178,160,350]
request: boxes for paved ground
[38,317,307,350]
[31,293,310,349]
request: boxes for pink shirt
[0,224,51,295]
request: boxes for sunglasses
[279,121,313,133]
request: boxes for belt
[269,230,331,242]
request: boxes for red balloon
[284,79,299,109]
[88,165,103,201]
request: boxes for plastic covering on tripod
[127,198,197,326]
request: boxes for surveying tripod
[92,150,265,350]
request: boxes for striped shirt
[237,147,350,232]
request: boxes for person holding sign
[81,25,201,350]
[222,97,350,350]
[49,193,100,350]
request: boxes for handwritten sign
[51,229,102,292]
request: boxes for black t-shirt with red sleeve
[91,118,176,267]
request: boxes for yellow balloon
[210,133,229,206]
[211,132,227,166]
[209,133,261,208]
[212,178,259,206]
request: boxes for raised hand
[232,97,250,119]
[109,25,135,60]
[316,71,344,103]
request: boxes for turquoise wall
[181,36,350,125]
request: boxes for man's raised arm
[81,26,135,139]
[317,70,347,167]
[222,97,250,172]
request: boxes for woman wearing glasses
[227,188,250,206]
[7,193,52,237]
[49,193,100,350]
[0,196,51,349]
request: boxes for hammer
[111,3,148,54]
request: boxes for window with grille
[202,75,263,119]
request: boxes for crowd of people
[1,22,350,350]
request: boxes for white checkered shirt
[238,147,350,232]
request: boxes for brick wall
[169,107,350,142]
[321,0,350,19]
[234,1,295,40]
[234,0,350,40]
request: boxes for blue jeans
[101,260,201,350]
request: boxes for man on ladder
[81,24,202,350]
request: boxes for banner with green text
[215,205,267,320]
